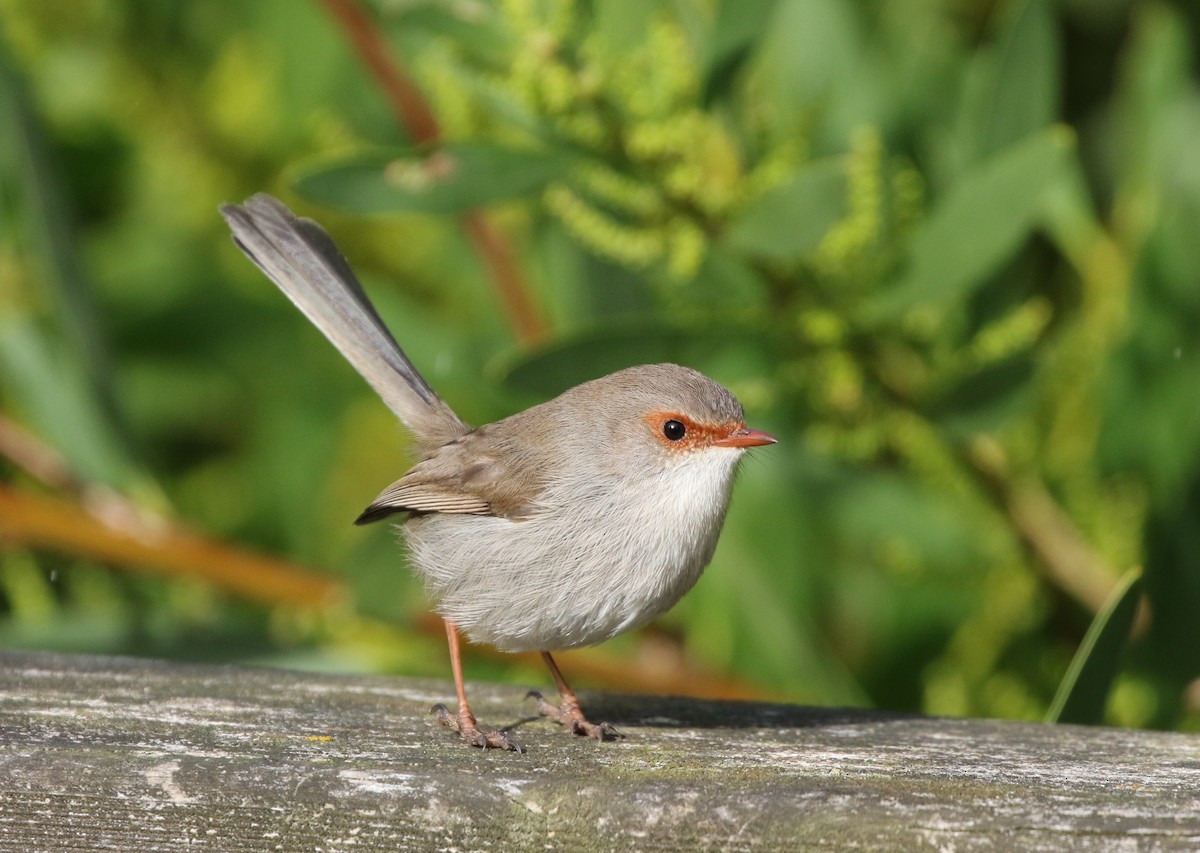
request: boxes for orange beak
[713,426,778,448]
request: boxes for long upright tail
[220,193,469,451]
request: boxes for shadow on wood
[0,650,1197,851]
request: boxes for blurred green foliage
[1,0,1198,729]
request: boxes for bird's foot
[431,703,524,753]
[526,690,622,741]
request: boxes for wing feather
[354,421,550,525]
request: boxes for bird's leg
[432,619,523,752]
[527,651,622,741]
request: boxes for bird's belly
[403,482,731,652]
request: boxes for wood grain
[1,650,1197,851]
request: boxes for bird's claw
[431,703,524,753]
[570,718,622,740]
[525,689,560,719]
[527,692,623,741]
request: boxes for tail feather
[221,194,468,450]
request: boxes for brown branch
[317,0,440,145]
[460,211,545,344]
[0,484,342,609]
[0,413,168,552]
[1003,480,1118,614]
[317,0,547,344]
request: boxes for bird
[220,194,777,752]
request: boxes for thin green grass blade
[1046,567,1143,725]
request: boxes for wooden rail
[1,650,1197,850]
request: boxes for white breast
[404,447,744,652]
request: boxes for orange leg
[528,651,622,741]
[431,619,522,752]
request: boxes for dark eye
[662,419,686,441]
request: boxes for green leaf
[703,0,779,103]
[749,0,867,134]
[0,319,141,491]
[0,43,110,390]
[291,143,574,215]
[386,3,510,66]
[1108,3,1192,243]
[957,0,1060,167]
[723,158,847,261]
[1046,567,1143,725]
[866,126,1074,319]
[688,245,771,306]
[0,44,154,498]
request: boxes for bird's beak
[713,426,778,448]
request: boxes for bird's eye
[662,419,686,441]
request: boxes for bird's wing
[355,422,552,525]
[355,477,492,522]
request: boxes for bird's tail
[220,193,469,450]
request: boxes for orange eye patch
[644,412,744,450]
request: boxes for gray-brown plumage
[221,194,775,752]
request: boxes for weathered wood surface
[0,651,1198,851]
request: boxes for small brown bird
[221,195,776,751]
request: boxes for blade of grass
[1046,566,1143,725]
[0,41,156,501]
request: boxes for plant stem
[317,0,547,344]
[0,485,342,609]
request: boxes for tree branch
[0,484,342,609]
